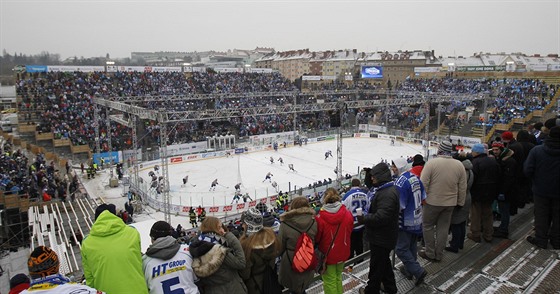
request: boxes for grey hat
[438,141,453,154]
[243,208,263,236]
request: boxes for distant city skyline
[1,0,558,60]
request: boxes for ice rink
[137,137,429,207]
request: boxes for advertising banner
[122,148,142,163]
[185,154,200,161]
[449,136,481,147]
[456,66,505,72]
[93,151,120,165]
[117,66,151,72]
[414,67,441,73]
[25,65,48,73]
[361,66,383,79]
[47,66,104,72]
[215,68,243,73]
[167,141,208,156]
[246,68,273,73]
[152,67,182,72]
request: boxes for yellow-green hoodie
[81,210,148,294]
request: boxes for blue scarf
[198,232,226,246]
[30,274,71,286]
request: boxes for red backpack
[284,220,317,273]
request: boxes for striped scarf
[198,232,226,246]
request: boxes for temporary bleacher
[27,197,98,278]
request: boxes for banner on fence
[93,151,120,165]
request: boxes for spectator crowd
[16,71,556,154]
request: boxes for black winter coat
[471,153,501,203]
[495,149,517,203]
[506,139,525,179]
[524,138,560,199]
[364,181,400,249]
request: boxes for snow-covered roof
[480,54,509,66]
[439,56,485,67]
[521,55,560,66]
[325,50,359,61]
[363,50,426,61]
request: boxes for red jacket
[410,165,424,177]
[315,203,354,265]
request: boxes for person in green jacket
[81,204,148,294]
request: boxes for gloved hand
[498,194,505,201]
[356,215,365,225]
[455,205,463,209]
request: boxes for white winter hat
[391,158,410,174]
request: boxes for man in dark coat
[491,142,517,238]
[524,126,560,249]
[357,162,400,294]
[500,131,525,213]
[516,130,536,204]
[468,144,501,243]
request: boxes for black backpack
[252,263,283,294]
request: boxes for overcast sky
[1,0,559,60]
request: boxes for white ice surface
[81,137,430,251]
[135,137,428,207]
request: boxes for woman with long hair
[278,196,317,294]
[189,216,248,294]
[239,208,281,294]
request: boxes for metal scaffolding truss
[93,90,486,224]
[99,89,485,104]
[95,91,486,123]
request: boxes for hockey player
[263,172,273,182]
[288,163,297,173]
[182,175,188,187]
[325,150,333,160]
[270,156,274,164]
[271,181,279,192]
[231,191,241,204]
[154,164,160,174]
[225,150,232,158]
[210,179,218,191]
[273,142,278,151]
[242,193,252,203]
[234,182,242,192]
[391,138,395,146]
[278,157,284,165]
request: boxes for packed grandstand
[1,68,559,293]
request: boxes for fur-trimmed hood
[279,206,315,222]
[190,240,227,278]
